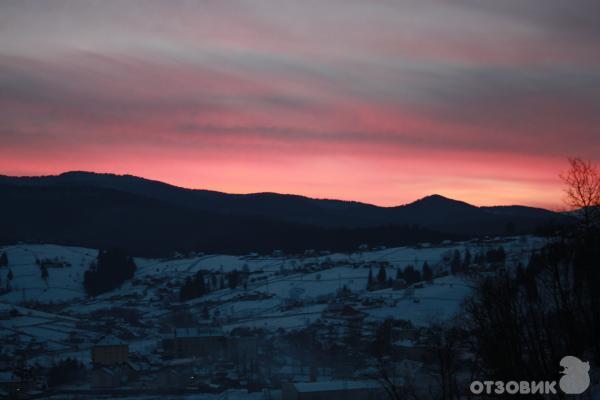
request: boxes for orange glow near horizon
[0,145,567,210]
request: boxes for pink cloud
[1,1,599,209]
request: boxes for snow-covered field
[0,244,97,303]
[0,237,543,356]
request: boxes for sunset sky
[1,1,599,209]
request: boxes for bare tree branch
[560,158,600,229]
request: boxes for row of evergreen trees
[47,358,85,388]
[367,262,433,290]
[179,269,247,301]
[366,246,507,291]
[180,271,211,301]
[83,249,136,296]
[450,247,506,274]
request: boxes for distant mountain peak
[418,194,454,202]
[59,171,132,179]
[409,194,475,208]
[58,170,102,178]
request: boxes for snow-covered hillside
[0,237,543,351]
[0,244,97,303]
[0,236,549,399]
[0,236,541,306]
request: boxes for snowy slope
[0,236,545,361]
[0,244,97,303]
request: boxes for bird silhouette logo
[559,356,590,394]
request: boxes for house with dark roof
[91,335,129,365]
[321,304,366,333]
[163,327,226,359]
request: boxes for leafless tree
[369,357,421,400]
[560,158,600,229]
[425,323,464,400]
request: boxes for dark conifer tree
[196,271,206,295]
[228,269,240,289]
[404,265,421,284]
[47,358,84,388]
[0,252,8,267]
[377,265,387,285]
[462,249,472,270]
[423,261,433,282]
[180,277,193,301]
[396,267,403,280]
[41,264,49,282]
[83,248,137,296]
[451,250,462,274]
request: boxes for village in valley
[3,0,600,397]
[0,236,542,399]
